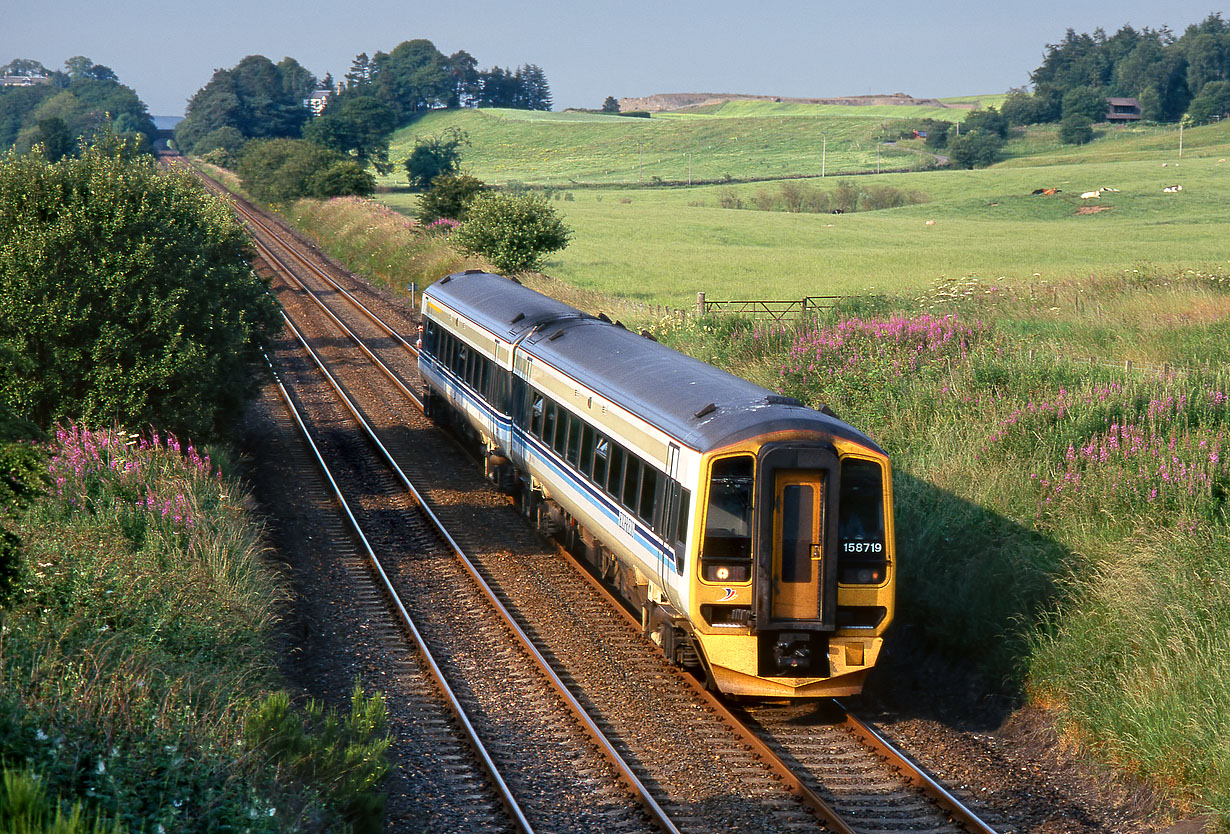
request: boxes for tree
[514,64,552,110]
[1186,80,1230,123]
[1058,113,1095,144]
[34,117,74,161]
[452,191,572,274]
[370,39,452,121]
[961,107,1008,138]
[416,174,485,224]
[445,50,480,107]
[404,128,468,187]
[1061,85,1109,122]
[947,131,1003,168]
[237,137,346,202]
[601,96,620,113]
[0,59,48,78]
[308,160,376,197]
[302,96,396,172]
[176,55,314,150]
[0,131,281,438]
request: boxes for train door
[770,471,826,622]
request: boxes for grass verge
[0,424,390,833]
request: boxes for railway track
[186,158,1006,834]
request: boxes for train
[418,270,895,698]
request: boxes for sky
[4,1,1225,117]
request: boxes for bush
[416,173,485,225]
[0,134,281,439]
[309,160,377,198]
[238,138,347,203]
[404,128,468,188]
[452,191,572,274]
[947,131,1004,168]
[1186,80,1230,125]
[1059,113,1095,145]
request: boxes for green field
[378,116,1230,308]
[381,105,949,187]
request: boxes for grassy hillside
[378,118,1230,312]
[382,106,946,187]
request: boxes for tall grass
[649,271,1230,827]
[284,195,484,294]
[1,424,389,832]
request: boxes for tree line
[174,39,552,202]
[1002,12,1230,126]
[0,57,156,157]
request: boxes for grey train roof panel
[426,271,882,454]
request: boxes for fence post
[697,292,706,316]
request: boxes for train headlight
[716,566,730,581]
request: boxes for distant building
[303,89,332,116]
[0,75,50,87]
[1106,97,1142,123]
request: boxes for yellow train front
[419,271,895,699]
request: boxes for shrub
[452,191,572,274]
[404,128,468,188]
[948,130,1004,168]
[1059,114,1095,145]
[237,138,347,203]
[416,173,486,224]
[309,160,377,198]
[0,135,281,438]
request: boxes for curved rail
[262,349,534,834]
[278,314,682,834]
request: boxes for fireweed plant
[652,298,1230,825]
[2,423,390,832]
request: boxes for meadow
[378,117,1230,309]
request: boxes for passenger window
[638,466,658,522]
[607,444,624,497]
[623,457,641,510]
[566,414,581,465]
[543,401,556,444]
[553,407,568,454]
[580,425,595,475]
[592,437,608,486]
[530,394,543,437]
[676,488,691,547]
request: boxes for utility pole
[1179,122,1184,159]
[822,133,826,178]
[688,152,692,185]
[638,142,643,181]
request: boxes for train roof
[425,271,883,454]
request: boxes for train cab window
[838,459,888,585]
[700,455,754,582]
[593,437,609,486]
[529,394,544,437]
[607,444,625,497]
[622,457,641,510]
[638,466,658,522]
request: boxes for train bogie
[419,271,895,699]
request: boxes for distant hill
[618,92,969,113]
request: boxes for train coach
[418,270,894,698]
